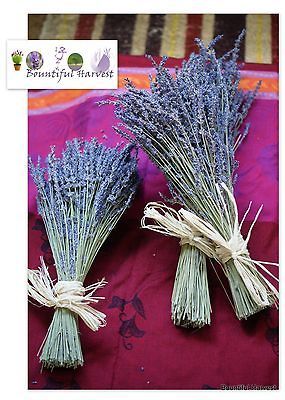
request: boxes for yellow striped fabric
[201,14,214,46]
[131,14,150,55]
[39,14,61,40]
[160,14,187,58]
[32,13,276,64]
[245,15,272,64]
[56,14,80,40]
[91,14,106,40]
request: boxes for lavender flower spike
[28,138,138,368]
[106,31,278,327]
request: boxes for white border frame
[0,1,283,399]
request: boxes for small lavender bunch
[108,32,278,327]
[28,51,41,69]
[11,50,23,70]
[28,138,138,368]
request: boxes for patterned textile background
[27,13,279,390]
[28,83,279,390]
[28,14,278,64]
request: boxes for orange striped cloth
[28,67,278,114]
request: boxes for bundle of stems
[28,138,138,368]
[108,32,278,328]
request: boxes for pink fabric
[28,95,278,390]
[118,55,279,71]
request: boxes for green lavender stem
[224,260,275,319]
[29,139,138,368]
[112,32,277,325]
[172,245,211,328]
[40,308,83,369]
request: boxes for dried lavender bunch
[28,138,138,368]
[107,31,278,327]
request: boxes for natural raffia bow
[28,257,107,331]
[141,183,278,309]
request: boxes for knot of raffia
[214,232,249,264]
[141,183,278,307]
[28,257,107,331]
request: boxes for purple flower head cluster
[12,50,23,57]
[29,138,138,280]
[107,31,259,229]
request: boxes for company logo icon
[67,53,83,71]
[91,48,111,72]
[11,50,23,71]
[7,39,118,89]
[55,46,67,70]
[26,51,44,70]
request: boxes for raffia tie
[28,257,107,331]
[141,183,278,307]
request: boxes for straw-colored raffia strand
[28,257,107,332]
[141,183,279,308]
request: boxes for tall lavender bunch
[107,31,277,327]
[29,138,138,368]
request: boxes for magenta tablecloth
[28,91,278,390]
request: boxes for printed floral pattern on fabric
[265,310,279,356]
[28,79,278,388]
[32,218,53,265]
[109,294,146,349]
